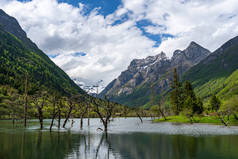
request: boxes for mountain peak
[100,40,211,106]
[189,41,199,46]
[172,50,182,57]
[0,9,8,15]
[183,41,211,64]
[0,9,41,55]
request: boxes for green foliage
[209,94,221,112]
[154,115,238,125]
[221,95,238,114]
[183,40,238,101]
[0,27,84,96]
[112,82,151,107]
[183,81,203,115]
[170,68,184,115]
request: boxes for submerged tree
[49,94,59,132]
[32,91,48,130]
[79,96,91,129]
[24,72,29,128]
[92,96,114,133]
[63,96,77,128]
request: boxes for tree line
[150,68,238,126]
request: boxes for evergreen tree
[183,81,203,115]
[209,94,221,112]
[170,68,183,115]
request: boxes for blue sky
[2,0,238,90]
[17,0,171,49]
[58,0,122,16]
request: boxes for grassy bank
[153,115,238,126]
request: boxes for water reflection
[1,118,238,159]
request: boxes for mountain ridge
[183,35,238,101]
[100,41,211,106]
[0,9,84,96]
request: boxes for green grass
[153,115,238,126]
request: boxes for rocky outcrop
[100,41,210,106]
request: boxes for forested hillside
[0,25,84,96]
[183,36,238,102]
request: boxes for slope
[0,10,84,96]
[183,35,238,101]
[101,42,210,107]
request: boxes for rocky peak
[129,52,168,71]
[172,41,210,65]
[173,50,182,57]
[100,41,210,102]
[0,9,27,39]
[184,41,210,62]
[0,9,40,54]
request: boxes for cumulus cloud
[1,0,238,91]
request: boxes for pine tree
[170,68,183,115]
[210,94,221,111]
[183,81,203,115]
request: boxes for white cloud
[139,0,238,56]
[1,0,156,90]
[1,0,238,91]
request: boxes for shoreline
[152,115,238,126]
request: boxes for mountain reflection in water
[1,118,238,159]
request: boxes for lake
[1,118,238,159]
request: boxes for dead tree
[80,96,92,129]
[93,97,114,133]
[50,95,59,132]
[32,91,47,130]
[80,103,89,129]
[63,97,75,128]
[136,111,143,123]
[57,98,64,129]
[24,73,29,128]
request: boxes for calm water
[1,118,238,159]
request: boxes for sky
[1,0,238,91]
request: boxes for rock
[100,41,211,105]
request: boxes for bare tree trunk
[39,116,43,129]
[50,112,58,132]
[104,122,108,133]
[88,107,90,126]
[38,107,43,130]
[24,73,28,128]
[24,94,28,128]
[136,112,143,123]
[33,95,46,130]
[63,106,73,128]
[93,97,113,134]
[217,111,228,126]
[80,116,83,129]
[80,104,89,129]
[58,109,61,129]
